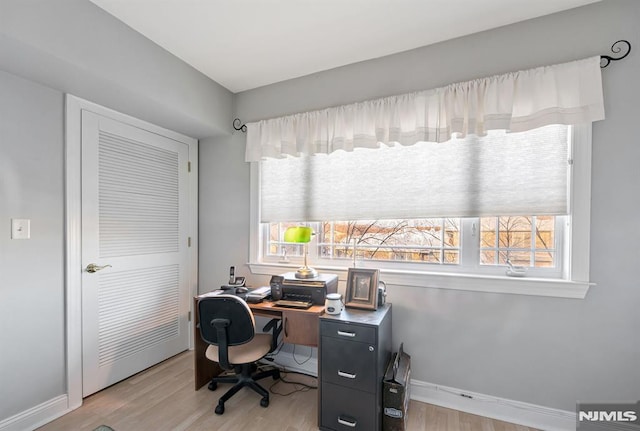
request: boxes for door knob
[86,263,112,273]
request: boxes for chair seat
[205,333,272,365]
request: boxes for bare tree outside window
[480,216,555,267]
[268,219,460,264]
[267,215,555,269]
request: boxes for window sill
[248,262,591,299]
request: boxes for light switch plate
[11,219,30,239]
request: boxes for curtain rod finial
[233,118,247,133]
[601,40,631,68]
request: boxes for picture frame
[345,268,379,310]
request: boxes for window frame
[248,125,592,299]
[260,216,564,278]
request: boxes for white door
[81,110,191,396]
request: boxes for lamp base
[294,266,318,279]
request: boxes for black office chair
[198,295,281,415]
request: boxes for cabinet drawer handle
[337,417,357,428]
[338,370,356,379]
[337,330,356,337]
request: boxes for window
[320,219,461,264]
[250,124,592,297]
[479,216,558,268]
[267,219,461,264]
[263,215,562,278]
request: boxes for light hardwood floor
[37,351,537,431]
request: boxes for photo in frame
[345,268,379,310]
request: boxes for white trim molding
[0,396,69,431]
[410,379,577,431]
[64,95,84,410]
[248,262,591,299]
[254,348,578,431]
[64,94,199,411]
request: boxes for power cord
[292,344,313,365]
[263,339,285,361]
[269,370,318,397]
[213,363,317,398]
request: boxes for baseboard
[265,348,576,430]
[0,395,70,431]
[410,379,576,431]
[0,371,588,431]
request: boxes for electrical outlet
[11,219,30,239]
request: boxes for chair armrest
[262,318,282,352]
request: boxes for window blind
[260,125,569,222]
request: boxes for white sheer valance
[245,56,604,162]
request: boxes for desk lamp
[284,226,317,279]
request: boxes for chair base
[208,364,280,415]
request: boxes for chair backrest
[198,295,256,347]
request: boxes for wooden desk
[193,295,325,390]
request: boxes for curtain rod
[233,40,631,132]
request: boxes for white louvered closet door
[81,111,190,397]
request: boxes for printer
[281,272,338,305]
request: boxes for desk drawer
[320,320,376,344]
[321,336,377,392]
[321,382,376,431]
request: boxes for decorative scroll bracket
[601,40,631,68]
[233,118,247,133]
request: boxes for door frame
[64,95,198,410]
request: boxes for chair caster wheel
[260,397,269,408]
[273,370,280,380]
[215,403,225,415]
[208,381,217,391]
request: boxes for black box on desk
[280,272,338,305]
[383,343,411,431]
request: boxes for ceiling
[90,0,600,93]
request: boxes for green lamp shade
[284,226,313,243]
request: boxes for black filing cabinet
[318,304,392,431]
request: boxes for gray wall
[1,0,638,424]
[199,132,251,292]
[200,0,640,411]
[0,70,66,420]
[0,0,232,422]
[0,0,233,139]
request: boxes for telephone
[221,266,246,290]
